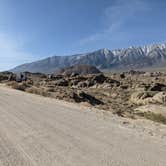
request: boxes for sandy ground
[0,85,166,166]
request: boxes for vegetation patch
[7,81,29,91]
[136,112,166,125]
[26,87,49,97]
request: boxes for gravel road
[0,86,165,166]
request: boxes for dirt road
[0,86,165,166]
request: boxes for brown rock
[55,79,69,86]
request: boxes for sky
[0,0,166,70]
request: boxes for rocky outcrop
[70,91,104,106]
[153,92,166,104]
[130,91,156,105]
[148,83,166,91]
[54,79,69,86]
[55,65,101,76]
[131,91,166,105]
[6,69,166,123]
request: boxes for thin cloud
[0,33,35,71]
[78,0,151,46]
[0,1,36,71]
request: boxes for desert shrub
[7,81,29,91]
[137,112,166,124]
[26,87,48,97]
[6,81,17,86]
[0,75,8,81]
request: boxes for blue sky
[0,0,166,70]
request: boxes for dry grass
[7,81,51,98]
[26,87,49,97]
[7,81,29,91]
[137,112,166,124]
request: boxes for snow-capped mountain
[11,43,166,73]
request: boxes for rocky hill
[10,43,166,73]
[55,65,101,76]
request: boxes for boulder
[90,74,107,84]
[70,72,79,77]
[131,91,166,105]
[130,91,156,105]
[152,92,166,104]
[69,91,104,105]
[77,81,88,88]
[55,79,69,86]
[78,91,104,106]
[148,83,166,91]
[120,73,125,79]
[105,78,120,86]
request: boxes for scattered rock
[69,91,104,105]
[54,79,69,86]
[78,91,104,106]
[120,73,125,79]
[120,85,128,90]
[77,81,88,88]
[55,64,101,76]
[149,83,166,91]
[122,121,130,125]
[131,91,166,105]
[130,91,156,105]
[153,92,166,104]
[90,74,106,84]
[5,69,166,124]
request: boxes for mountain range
[10,43,166,73]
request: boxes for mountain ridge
[10,42,166,73]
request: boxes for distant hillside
[10,43,166,73]
[55,65,101,76]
